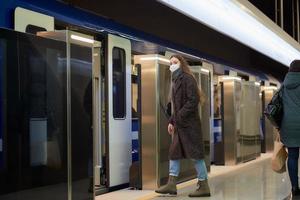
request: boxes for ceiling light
[263,86,278,91]
[201,68,210,73]
[220,76,241,81]
[158,0,300,67]
[255,82,261,86]
[140,56,170,63]
[71,34,94,44]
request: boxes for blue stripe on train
[132,119,139,132]
[132,119,139,162]
[213,119,222,144]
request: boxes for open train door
[106,34,132,187]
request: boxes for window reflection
[0,29,67,199]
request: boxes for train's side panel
[107,34,132,187]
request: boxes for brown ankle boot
[155,176,177,195]
[188,179,211,197]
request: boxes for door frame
[38,30,100,200]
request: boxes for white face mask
[169,63,180,72]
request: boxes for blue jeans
[287,147,299,188]
[169,159,208,181]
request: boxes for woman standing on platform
[281,60,300,197]
[155,54,211,197]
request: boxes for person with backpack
[281,60,300,197]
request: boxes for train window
[113,47,126,119]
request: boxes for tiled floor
[96,153,294,200]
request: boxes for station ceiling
[61,0,288,80]
[250,0,295,39]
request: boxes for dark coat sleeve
[169,114,175,125]
[166,102,175,125]
[176,75,199,123]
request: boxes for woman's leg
[287,147,300,191]
[193,159,208,181]
[169,160,180,177]
[189,159,210,197]
[155,160,180,195]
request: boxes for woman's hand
[168,123,174,135]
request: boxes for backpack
[264,87,283,129]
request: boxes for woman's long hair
[170,54,206,106]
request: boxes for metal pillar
[280,0,284,28]
[297,0,300,42]
[275,0,284,28]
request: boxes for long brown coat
[169,71,204,160]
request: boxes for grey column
[280,0,284,28]
[275,0,284,28]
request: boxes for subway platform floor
[97,153,295,200]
